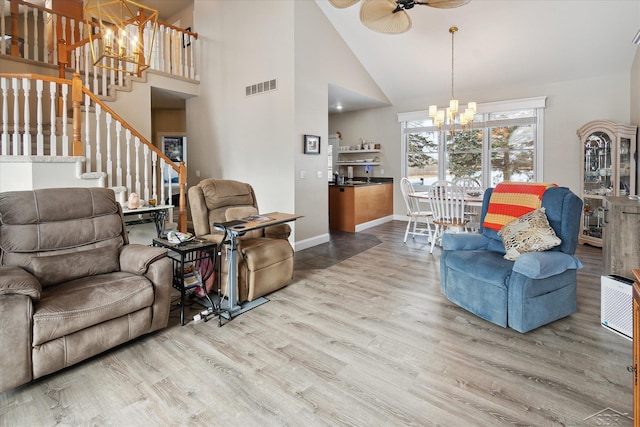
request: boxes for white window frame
[398,96,547,188]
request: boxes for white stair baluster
[143,144,150,201]
[102,59,107,95]
[69,18,76,70]
[78,21,84,74]
[52,12,58,66]
[23,9,29,60]
[105,112,113,187]
[12,78,20,155]
[134,137,141,195]
[22,78,31,155]
[36,79,43,155]
[151,151,158,201]
[84,93,91,170]
[190,34,196,80]
[43,9,49,64]
[61,17,67,63]
[84,41,90,87]
[115,122,123,186]
[1,78,8,155]
[60,84,69,156]
[33,9,40,62]
[93,41,99,94]
[125,129,132,194]
[0,1,5,57]
[95,104,102,173]
[164,26,171,73]
[49,82,57,156]
[159,158,167,207]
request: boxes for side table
[152,237,226,326]
[123,205,173,237]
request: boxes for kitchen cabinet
[329,182,393,232]
[577,120,637,247]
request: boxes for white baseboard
[294,233,330,251]
[354,215,394,232]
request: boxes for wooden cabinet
[604,197,640,279]
[329,183,393,232]
[577,120,637,247]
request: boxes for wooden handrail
[77,75,187,231]
[0,72,188,232]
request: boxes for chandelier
[84,0,158,75]
[429,26,476,132]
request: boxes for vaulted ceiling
[316,0,640,113]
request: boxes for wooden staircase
[0,0,199,232]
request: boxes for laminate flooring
[0,221,633,426]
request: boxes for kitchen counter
[329,179,393,232]
[329,178,393,188]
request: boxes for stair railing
[1,0,199,87]
[0,72,187,232]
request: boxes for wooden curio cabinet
[577,120,637,247]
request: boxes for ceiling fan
[328,0,471,34]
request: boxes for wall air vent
[245,79,277,97]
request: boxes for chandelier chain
[429,25,475,133]
[450,26,456,100]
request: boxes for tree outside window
[402,103,541,188]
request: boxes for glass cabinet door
[578,120,638,247]
[583,131,612,198]
[618,136,632,196]
[582,196,605,240]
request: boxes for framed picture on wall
[159,133,187,163]
[304,134,320,155]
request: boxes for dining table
[408,191,484,206]
[408,190,485,234]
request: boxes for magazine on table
[242,215,273,223]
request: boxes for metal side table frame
[153,237,228,326]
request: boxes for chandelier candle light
[429,26,476,132]
[84,0,158,75]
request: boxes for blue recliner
[440,186,583,333]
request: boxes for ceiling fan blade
[423,0,471,9]
[328,0,361,8]
[360,0,412,34]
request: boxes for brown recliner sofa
[188,179,294,302]
[0,187,172,393]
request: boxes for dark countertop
[329,177,393,188]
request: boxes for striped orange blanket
[483,182,557,231]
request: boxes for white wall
[331,71,632,216]
[187,0,388,247]
[188,0,296,228]
[632,47,640,127]
[293,1,389,245]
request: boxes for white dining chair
[427,180,469,253]
[453,176,483,233]
[400,177,434,244]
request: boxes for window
[399,97,546,190]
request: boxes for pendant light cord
[450,26,457,100]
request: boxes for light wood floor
[0,221,633,426]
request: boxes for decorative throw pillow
[498,207,562,261]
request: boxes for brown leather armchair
[0,187,172,393]
[188,179,294,302]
